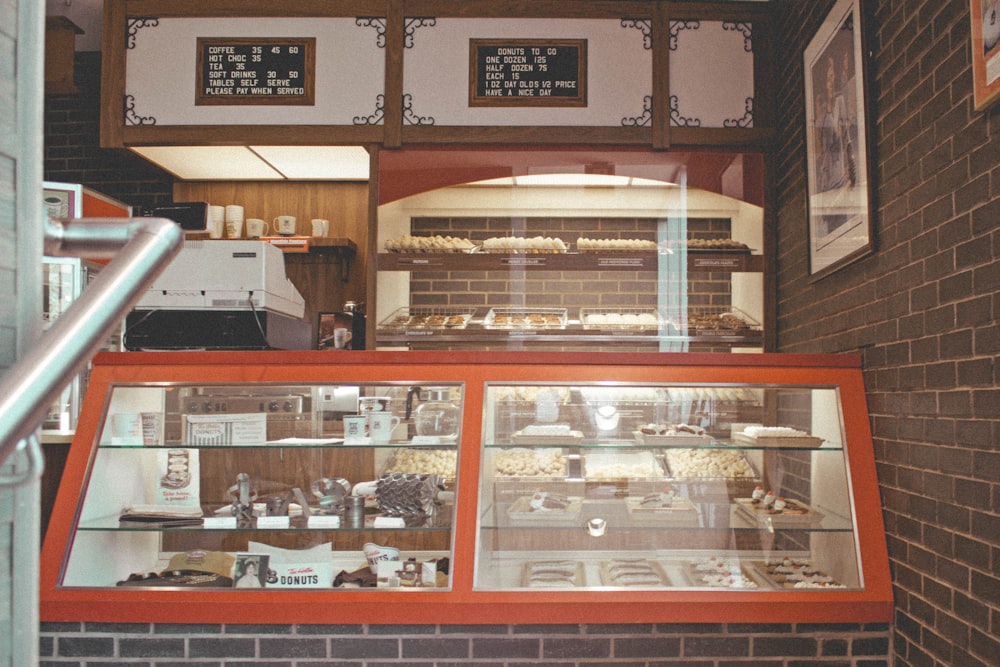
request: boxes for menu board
[469,39,587,107]
[196,37,316,106]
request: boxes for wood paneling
[173,181,370,341]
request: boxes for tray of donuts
[661,448,760,498]
[378,307,475,331]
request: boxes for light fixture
[129,145,370,181]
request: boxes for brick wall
[40,622,890,666]
[773,1,1000,666]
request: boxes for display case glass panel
[476,382,860,592]
[57,380,462,591]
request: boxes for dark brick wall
[40,622,891,666]
[773,1,1000,666]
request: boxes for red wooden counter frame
[40,350,893,624]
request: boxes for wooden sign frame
[196,37,316,106]
[469,38,587,108]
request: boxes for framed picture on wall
[971,0,1000,110]
[804,0,875,278]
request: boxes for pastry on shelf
[735,493,822,525]
[601,559,666,587]
[493,448,567,477]
[638,486,677,508]
[383,234,476,253]
[507,492,582,525]
[687,557,759,589]
[480,235,568,253]
[663,448,755,479]
[734,426,825,448]
[684,237,750,251]
[523,560,581,588]
[756,558,847,589]
[576,237,657,252]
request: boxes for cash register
[124,240,311,350]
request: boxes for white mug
[359,396,391,414]
[368,412,401,444]
[246,218,269,238]
[274,215,297,236]
[333,327,352,349]
[109,413,143,445]
[310,218,330,237]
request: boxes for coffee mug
[246,218,269,238]
[310,218,330,237]
[343,415,367,439]
[274,215,297,236]
[368,412,401,444]
[333,327,352,350]
[109,413,143,445]
[359,396,391,414]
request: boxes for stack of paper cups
[208,205,225,239]
[225,205,245,238]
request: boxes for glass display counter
[477,383,858,592]
[41,351,892,624]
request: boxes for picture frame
[804,0,875,278]
[971,0,1000,110]
[233,553,270,588]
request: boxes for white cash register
[126,241,311,350]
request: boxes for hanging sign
[196,37,316,106]
[469,38,587,107]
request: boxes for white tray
[507,496,582,525]
[625,497,700,526]
[634,431,713,447]
[733,433,824,448]
[734,497,825,526]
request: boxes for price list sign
[469,38,587,107]
[196,37,316,106]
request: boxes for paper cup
[226,218,244,238]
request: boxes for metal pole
[0,216,183,471]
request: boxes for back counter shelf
[41,351,892,624]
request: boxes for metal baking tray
[378,307,476,331]
[679,306,762,334]
[483,307,567,329]
[580,308,662,330]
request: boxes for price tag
[307,515,341,529]
[203,516,237,529]
[256,516,291,529]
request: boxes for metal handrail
[0,216,183,481]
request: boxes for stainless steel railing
[0,216,183,485]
